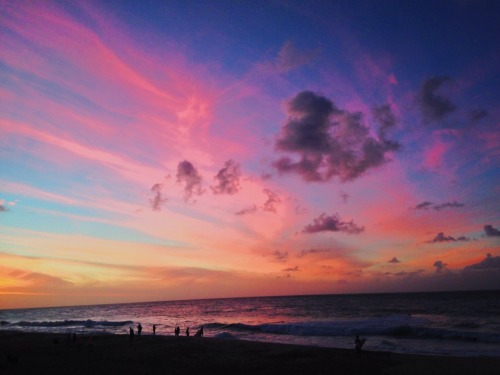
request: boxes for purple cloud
[484,225,500,237]
[433,201,465,210]
[273,91,400,182]
[463,253,500,271]
[417,76,456,122]
[262,188,281,213]
[299,248,331,257]
[302,213,364,234]
[176,160,204,202]
[414,201,464,210]
[235,204,258,216]
[149,183,168,211]
[427,232,471,243]
[272,250,288,262]
[433,260,447,273]
[211,159,242,195]
[415,201,433,210]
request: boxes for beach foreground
[1,332,499,375]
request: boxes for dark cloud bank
[382,254,500,292]
[273,91,400,182]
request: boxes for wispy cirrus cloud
[275,41,319,73]
[235,204,258,216]
[414,200,465,210]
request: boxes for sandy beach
[1,331,499,375]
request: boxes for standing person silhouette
[186,327,190,336]
[153,324,156,335]
[137,323,142,336]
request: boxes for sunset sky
[1,1,499,309]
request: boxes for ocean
[1,290,499,357]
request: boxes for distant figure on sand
[129,327,134,341]
[186,327,190,336]
[153,324,156,335]
[175,326,180,336]
[137,323,142,336]
[194,326,204,337]
[355,334,366,353]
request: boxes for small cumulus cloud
[235,204,258,216]
[302,213,364,234]
[433,260,447,273]
[149,183,168,211]
[211,159,242,195]
[417,76,456,122]
[388,257,400,264]
[299,248,331,258]
[484,225,500,237]
[427,232,471,243]
[271,250,289,262]
[414,201,464,210]
[339,191,349,203]
[281,266,300,272]
[262,188,281,213]
[273,91,400,182]
[176,160,204,202]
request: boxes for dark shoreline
[1,331,500,375]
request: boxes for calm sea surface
[1,290,499,357]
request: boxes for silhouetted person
[153,324,156,335]
[175,326,180,336]
[129,327,134,341]
[137,323,142,336]
[186,327,190,336]
[194,325,204,337]
[355,334,366,353]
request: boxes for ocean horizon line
[2,288,498,312]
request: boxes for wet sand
[1,331,499,375]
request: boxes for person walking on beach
[153,324,156,335]
[355,334,366,353]
[137,323,142,336]
[175,326,180,336]
[129,327,134,341]
[186,327,190,336]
